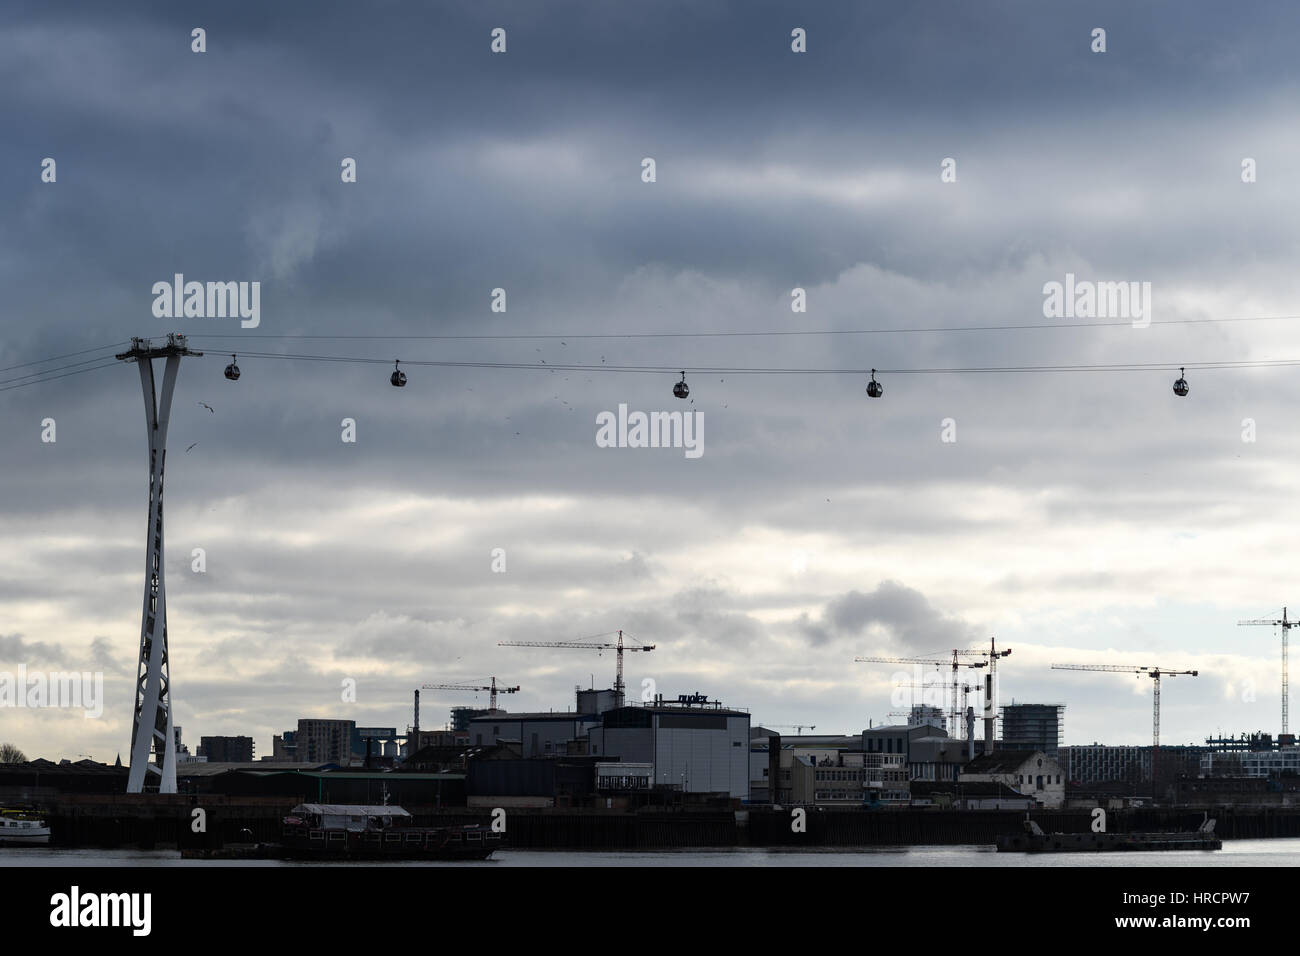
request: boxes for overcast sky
[4,0,1300,762]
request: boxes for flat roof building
[588,702,750,800]
[198,736,254,763]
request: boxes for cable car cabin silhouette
[866,369,883,398]
[391,360,407,387]
[224,355,240,381]
[672,372,689,399]
[1172,367,1189,397]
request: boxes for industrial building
[198,735,254,763]
[959,750,1065,808]
[465,751,600,808]
[353,726,400,761]
[788,752,909,806]
[587,699,751,799]
[752,729,915,806]
[450,706,491,732]
[863,723,971,781]
[468,711,601,756]
[458,692,750,805]
[1200,747,1300,778]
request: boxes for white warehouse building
[586,702,751,800]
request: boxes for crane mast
[1238,607,1295,737]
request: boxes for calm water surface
[3,840,1299,866]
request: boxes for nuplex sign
[595,404,704,459]
[152,274,260,328]
[1042,272,1152,328]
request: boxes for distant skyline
[5,0,1300,762]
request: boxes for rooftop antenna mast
[116,333,202,794]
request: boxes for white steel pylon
[116,334,201,794]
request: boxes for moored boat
[0,808,51,846]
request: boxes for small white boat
[0,809,50,846]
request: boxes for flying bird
[186,442,198,453]
[197,402,214,413]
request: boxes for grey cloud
[0,633,62,664]
[801,581,979,653]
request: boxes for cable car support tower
[116,334,201,794]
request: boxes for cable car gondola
[1172,367,1188,397]
[224,354,240,381]
[391,359,407,387]
[866,369,883,398]
[672,371,689,399]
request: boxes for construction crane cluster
[856,639,1009,747]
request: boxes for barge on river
[996,815,1221,852]
[278,804,501,861]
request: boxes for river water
[3,839,1299,866]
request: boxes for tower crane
[856,650,989,736]
[499,630,654,708]
[1238,607,1296,737]
[893,681,983,744]
[421,677,520,712]
[1050,663,1198,786]
[982,638,1012,752]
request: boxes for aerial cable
[177,313,1300,342]
[197,349,1300,376]
[0,354,126,388]
[0,360,120,393]
[0,341,129,374]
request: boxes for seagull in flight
[197,402,214,413]
[186,442,198,453]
